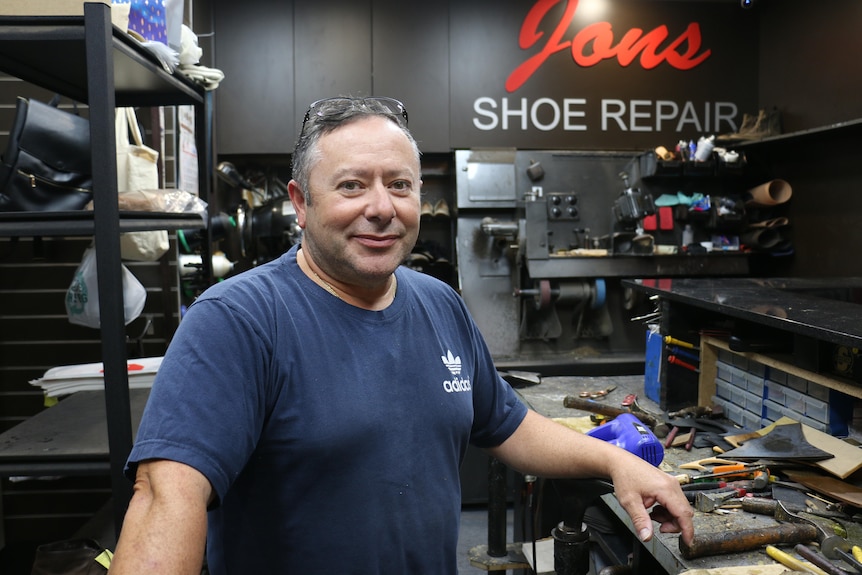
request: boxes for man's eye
[341,182,361,192]
[390,180,412,194]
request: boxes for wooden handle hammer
[679,523,818,559]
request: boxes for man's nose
[365,183,397,220]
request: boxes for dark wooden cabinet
[213,0,296,155]
[213,0,451,154]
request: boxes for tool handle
[767,545,827,575]
[794,544,849,575]
[741,497,778,515]
[669,354,700,372]
[680,523,818,559]
[563,395,627,417]
[664,335,698,349]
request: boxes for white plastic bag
[120,231,170,262]
[65,246,147,329]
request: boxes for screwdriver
[675,465,768,485]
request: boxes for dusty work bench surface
[516,374,854,573]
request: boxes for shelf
[528,252,749,278]
[0,3,215,543]
[698,335,862,408]
[0,211,204,236]
[730,117,862,149]
[0,15,205,107]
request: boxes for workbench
[0,390,150,548]
[514,373,843,574]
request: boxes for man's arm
[487,409,694,545]
[109,459,213,574]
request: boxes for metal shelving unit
[0,2,212,537]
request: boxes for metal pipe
[487,457,508,557]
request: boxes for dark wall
[749,0,862,277]
[758,0,862,132]
[211,0,761,154]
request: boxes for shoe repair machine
[455,148,748,374]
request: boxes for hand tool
[562,395,659,430]
[666,344,700,363]
[766,545,828,575]
[795,544,854,575]
[664,335,698,349]
[663,425,680,449]
[694,489,746,512]
[675,464,768,484]
[669,354,700,373]
[679,523,819,559]
[685,427,697,450]
[742,497,848,520]
[775,501,853,560]
[579,385,616,399]
[834,548,862,574]
[679,457,740,472]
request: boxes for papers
[30,356,163,397]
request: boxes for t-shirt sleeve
[125,296,272,504]
[457,299,528,448]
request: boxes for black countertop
[624,277,862,349]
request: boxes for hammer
[694,489,745,513]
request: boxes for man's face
[290,115,422,287]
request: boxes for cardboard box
[0,1,111,16]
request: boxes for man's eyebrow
[329,167,417,181]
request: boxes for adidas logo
[441,350,471,393]
[441,350,462,376]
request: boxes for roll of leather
[746,179,792,206]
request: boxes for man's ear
[287,179,307,229]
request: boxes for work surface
[0,389,150,476]
[515,374,862,574]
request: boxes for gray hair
[291,97,421,204]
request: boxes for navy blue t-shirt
[127,245,527,574]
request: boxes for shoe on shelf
[421,201,434,217]
[717,107,782,142]
[433,199,450,218]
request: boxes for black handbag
[0,96,93,212]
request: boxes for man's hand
[488,410,695,547]
[610,459,694,546]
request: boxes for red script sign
[507,0,712,92]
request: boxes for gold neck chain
[298,248,396,303]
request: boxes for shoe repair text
[506,0,711,92]
[472,98,738,134]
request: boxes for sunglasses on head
[300,97,408,137]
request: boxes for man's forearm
[109,461,210,574]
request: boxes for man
[110,97,693,574]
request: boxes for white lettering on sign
[473,97,738,134]
[474,97,587,131]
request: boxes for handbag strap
[115,107,146,147]
[115,108,130,146]
[126,107,145,147]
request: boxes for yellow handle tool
[766,545,828,575]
